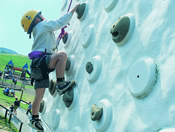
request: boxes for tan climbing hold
[91,104,103,121]
[110,14,135,45]
[110,16,130,43]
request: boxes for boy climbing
[21,4,80,131]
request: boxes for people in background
[14,98,20,115]
[12,77,17,85]
[26,102,32,116]
[10,88,15,97]
[3,87,10,95]
[9,104,14,115]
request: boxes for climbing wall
[38,0,175,131]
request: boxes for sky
[0,0,63,55]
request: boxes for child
[9,105,14,115]
[26,102,32,116]
[14,98,20,115]
[21,4,80,131]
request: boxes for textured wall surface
[37,0,175,131]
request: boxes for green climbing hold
[62,33,68,44]
[91,104,103,121]
[76,3,86,19]
[65,58,71,71]
[110,16,130,44]
[86,62,93,74]
[62,88,74,108]
[39,100,45,113]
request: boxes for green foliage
[0,114,18,132]
[0,53,31,71]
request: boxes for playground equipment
[3,60,31,80]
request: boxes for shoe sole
[28,122,44,132]
[58,81,76,95]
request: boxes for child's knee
[58,52,67,60]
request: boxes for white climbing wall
[38,0,175,131]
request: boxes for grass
[0,53,31,72]
[0,88,34,110]
[0,114,18,132]
[0,53,33,131]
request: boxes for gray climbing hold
[91,104,103,121]
[86,62,93,74]
[49,80,57,96]
[62,33,68,44]
[76,3,86,19]
[39,100,45,113]
[65,58,71,71]
[110,16,130,43]
[62,88,74,108]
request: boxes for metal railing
[0,104,24,132]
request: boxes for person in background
[3,87,10,95]
[10,88,15,97]
[14,98,20,115]
[20,3,80,131]
[9,104,14,115]
[26,102,32,116]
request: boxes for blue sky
[0,0,62,55]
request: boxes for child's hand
[70,4,80,14]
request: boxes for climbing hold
[91,104,103,121]
[103,0,118,12]
[66,55,74,76]
[92,99,112,131]
[62,33,68,44]
[50,109,61,130]
[81,25,95,48]
[110,14,135,45]
[65,58,71,71]
[49,80,57,96]
[86,62,93,74]
[61,0,67,11]
[62,88,74,108]
[64,31,72,49]
[86,56,102,83]
[127,58,158,99]
[39,99,47,113]
[76,2,88,21]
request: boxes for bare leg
[48,52,67,78]
[32,88,45,115]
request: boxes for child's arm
[41,4,80,32]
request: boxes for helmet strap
[29,33,31,39]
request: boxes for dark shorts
[31,55,54,89]
[14,105,18,109]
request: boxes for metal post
[19,123,23,132]
[20,90,23,101]
[5,110,8,119]
[9,113,12,123]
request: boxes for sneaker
[28,119,44,132]
[56,80,75,95]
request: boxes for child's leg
[48,52,67,78]
[48,52,75,95]
[32,88,45,116]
